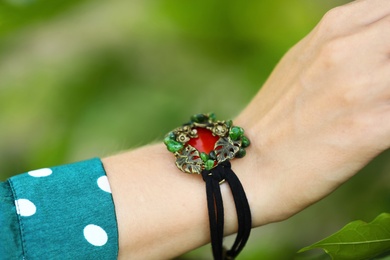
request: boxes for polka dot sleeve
[1,158,118,259]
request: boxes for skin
[102,0,390,259]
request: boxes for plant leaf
[299,213,390,260]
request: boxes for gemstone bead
[209,113,216,122]
[241,136,251,148]
[191,114,207,123]
[229,126,244,141]
[166,140,184,153]
[235,148,246,158]
[164,132,176,145]
[188,128,219,154]
[205,159,215,170]
[226,120,233,128]
[200,152,209,162]
[209,151,217,160]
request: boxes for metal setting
[164,113,250,174]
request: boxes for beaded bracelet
[164,113,252,260]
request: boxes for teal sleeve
[0,181,23,259]
[0,158,119,259]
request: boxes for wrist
[103,145,210,259]
[234,93,302,227]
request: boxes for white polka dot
[97,176,111,193]
[15,199,36,217]
[83,224,108,246]
[28,168,52,177]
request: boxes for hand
[235,0,390,226]
[104,1,390,258]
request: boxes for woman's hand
[235,0,390,226]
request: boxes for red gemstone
[188,128,219,154]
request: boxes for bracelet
[164,113,252,260]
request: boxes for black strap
[201,160,252,260]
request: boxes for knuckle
[320,6,348,29]
[324,6,344,19]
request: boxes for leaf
[299,213,390,260]
[175,145,202,174]
[215,137,240,162]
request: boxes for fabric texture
[0,181,23,259]
[0,158,118,259]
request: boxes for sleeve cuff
[7,158,118,259]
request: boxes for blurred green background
[1,0,390,259]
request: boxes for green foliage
[299,213,390,260]
[0,0,84,37]
[0,0,333,177]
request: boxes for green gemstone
[209,113,216,122]
[235,148,246,158]
[226,120,233,128]
[164,132,176,145]
[200,152,209,162]
[229,126,244,141]
[191,114,207,123]
[205,159,215,170]
[241,136,251,148]
[209,151,217,160]
[166,140,184,153]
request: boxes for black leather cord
[201,160,252,260]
